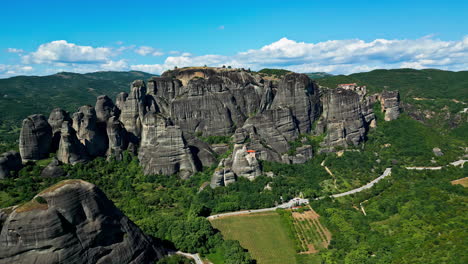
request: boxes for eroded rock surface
[379,90,400,121]
[0,180,165,264]
[316,88,375,151]
[19,114,52,162]
[0,151,22,179]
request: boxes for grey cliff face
[0,151,22,179]
[95,95,117,123]
[271,73,320,133]
[106,116,128,159]
[118,80,148,143]
[19,114,52,162]
[0,180,164,264]
[72,105,108,157]
[138,112,197,179]
[56,121,88,164]
[316,88,375,151]
[15,67,393,181]
[379,90,400,121]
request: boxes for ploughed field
[210,211,323,264]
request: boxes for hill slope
[0,71,155,124]
[316,69,468,100]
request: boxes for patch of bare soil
[451,177,468,187]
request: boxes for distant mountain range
[0,71,155,125]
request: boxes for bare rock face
[317,88,375,151]
[95,95,117,123]
[40,157,66,178]
[19,114,52,162]
[379,90,400,121]
[0,151,22,179]
[56,121,88,164]
[106,116,128,159]
[117,80,148,143]
[48,108,72,152]
[138,112,197,178]
[72,105,108,157]
[0,180,165,264]
[210,144,261,188]
[271,73,320,133]
[184,133,217,169]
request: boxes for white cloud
[0,64,34,78]
[131,35,468,75]
[4,36,468,77]
[135,46,164,56]
[22,40,113,64]
[218,25,225,30]
[6,48,24,53]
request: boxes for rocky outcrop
[316,88,375,151]
[0,151,22,179]
[48,108,72,151]
[19,114,52,162]
[138,112,197,179]
[72,105,107,157]
[95,95,117,123]
[210,144,261,188]
[271,73,320,133]
[40,158,66,178]
[15,67,395,180]
[106,116,128,159]
[0,180,165,264]
[379,90,400,121]
[117,80,149,143]
[56,121,88,164]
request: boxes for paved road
[329,168,392,198]
[207,198,309,219]
[207,159,466,219]
[175,251,203,264]
[406,159,467,170]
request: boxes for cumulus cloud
[6,48,24,53]
[4,36,468,77]
[132,36,468,74]
[22,40,113,64]
[0,64,33,78]
[135,46,164,56]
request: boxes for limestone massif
[0,180,165,264]
[15,67,400,185]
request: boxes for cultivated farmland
[210,212,298,264]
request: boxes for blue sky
[1,0,467,77]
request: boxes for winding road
[207,159,467,219]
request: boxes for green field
[210,212,320,264]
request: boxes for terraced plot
[291,208,331,253]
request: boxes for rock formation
[40,157,66,178]
[138,112,197,179]
[56,121,88,164]
[48,108,72,151]
[0,180,165,264]
[106,116,128,159]
[95,95,117,123]
[15,67,396,182]
[72,105,108,157]
[0,151,22,179]
[316,88,375,151]
[210,144,261,187]
[379,90,400,121]
[19,114,52,162]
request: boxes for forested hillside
[316,68,468,100]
